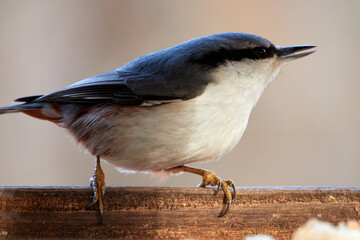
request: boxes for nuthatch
[0,32,315,219]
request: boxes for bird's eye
[258,48,266,56]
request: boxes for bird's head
[188,32,315,87]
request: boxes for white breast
[182,62,275,164]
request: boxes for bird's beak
[277,45,316,62]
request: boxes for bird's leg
[85,155,106,223]
[168,165,235,217]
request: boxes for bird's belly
[66,99,251,172]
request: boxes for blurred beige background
[0,0,359,187]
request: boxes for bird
[0,32,315,219]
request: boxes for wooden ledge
[1,186,360,239]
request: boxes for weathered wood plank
[0,186,359,239]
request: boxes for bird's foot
[85,156,106,223]
[169,165,236,217]
[198,170,236,217]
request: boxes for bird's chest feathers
[185,64,270,158]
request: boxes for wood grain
[0,186,360,239]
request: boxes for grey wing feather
[14,95,44,103]
[33,71,163,106]
[33,68,209,106]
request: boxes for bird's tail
[0,103,44,115]
[0,95,61,122]
[0,95,44,115]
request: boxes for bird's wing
[31,70,207,106]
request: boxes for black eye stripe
[190,46,276,68]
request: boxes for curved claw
[85,200,97,209]
[218,198,232,217]
[85,193,104,224]
[217,181,235,217]
[213,181,222,196]
[231,183,236,200]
